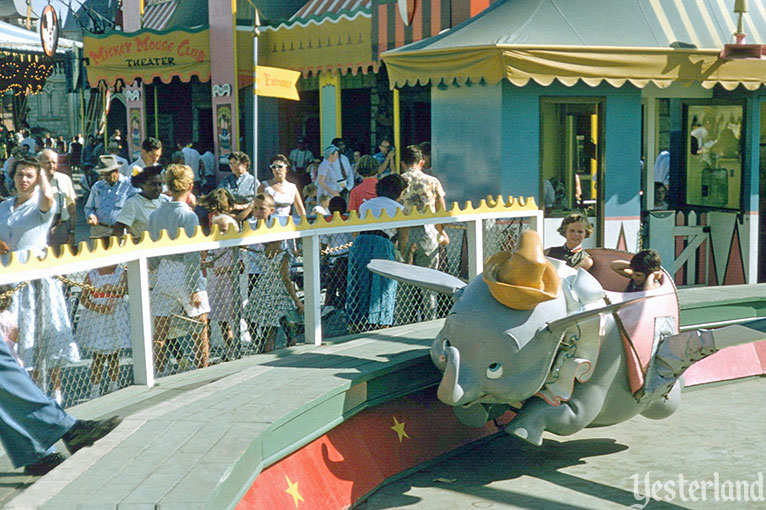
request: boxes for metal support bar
[467,219,484,279]
[127,257,154,387]
[303,235,322,346]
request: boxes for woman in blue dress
[0,156,79,405]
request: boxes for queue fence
[0,196,540,407]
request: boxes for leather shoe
[62,416,122,455]
[23,452,66,476]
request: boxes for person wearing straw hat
[84,155,138,240]
[107,141,129,177]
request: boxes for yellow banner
[83,27,210,87]
[255,65,300,101]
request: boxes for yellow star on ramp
[391,416,409,442]
[285,475,305,507]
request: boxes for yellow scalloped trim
[0,196,538,272]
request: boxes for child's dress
[244,247,295,328]
[207,247,238,323]
[77,267,131,354]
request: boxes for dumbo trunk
[437,346,465,405]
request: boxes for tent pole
[393,88,400,173]
[153,84,159,139]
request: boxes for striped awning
[253,0,375,77]
[291,0,371,23]
[142,0,177,31]
[383,0,766,90]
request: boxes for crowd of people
[0,128,451,411]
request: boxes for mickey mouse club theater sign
[83,27,211,87]
[40,5,59,57]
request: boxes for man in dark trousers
[0,335,121,476]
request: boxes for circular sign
[397,0,418,27]
[40,5,60,57]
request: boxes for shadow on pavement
[357,435,689,510]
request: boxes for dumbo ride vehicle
[369,230,766,446]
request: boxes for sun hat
[483,230,561,310]
[95,154,121,174]
[322,145,339,159]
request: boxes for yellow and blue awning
[382,0,766,90]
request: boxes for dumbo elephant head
[430,278,568,407]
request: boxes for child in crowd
[545,213,594,270]
[0,285,20,366]
[148,164,210,374]
[303,183,318,212]
[313,194,331,217]
[200,189,241,361]
[244,193,304,352]
[77,260,130,398]
[611,249,664,292]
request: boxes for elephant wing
[367,259,467,296]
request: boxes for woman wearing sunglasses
[257,154,306,218]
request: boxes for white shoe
[53,389,64,405]
[89,384,100,399]
[108,381,119,393]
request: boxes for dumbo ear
[367,259,467,296]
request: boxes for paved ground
[357,376,766,510]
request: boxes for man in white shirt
[289,136,313,175]
[200,144,217,190]
[179,141,202,190]
[20,130,35,153]
[39,149,77,253]
[108,141,130,177]
[330,137,355,191]
[129,137,163,175]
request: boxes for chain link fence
[0,208,538,407]
[320,215,531,335]
[2,270,134,408]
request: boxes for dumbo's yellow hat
[483,230,561,310]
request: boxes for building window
[684,103,743,210]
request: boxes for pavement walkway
[357,376,766,510]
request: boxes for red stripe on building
[412,0,423,42]
[470,0,490,17]
[431,0,441,36]
[378,3,387,59]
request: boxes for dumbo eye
[486,363,503,379]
